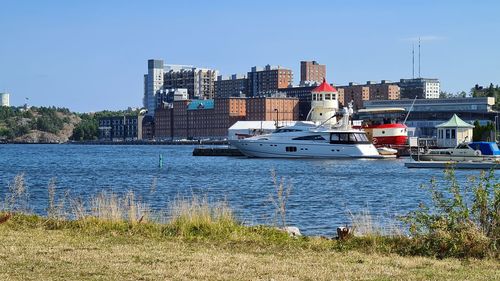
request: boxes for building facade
[337,80,400,109]
[245,97,299,122]
[398,78,440,99]
[154,98,246,140]
[247,65,293,97]
[98,116,142,141]
[364,97,497,137]
[278,86,316,120]
[300,61,326,85]
[337,83,370,110]
[215,74,248,98]
[143,59,219,116]
[163,65,218,100]
[143,59,164,116]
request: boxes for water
[0,144,494,236]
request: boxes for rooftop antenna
[412,44,415,79]
[418,37,421,78]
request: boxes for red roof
[312,78,337,92]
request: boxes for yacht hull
[231,140,383,159]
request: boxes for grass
[0,172,499,280]
[0,213,499,281]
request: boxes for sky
[0,0,499,112]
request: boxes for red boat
[356,108,408,146]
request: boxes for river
[0,144,493,236]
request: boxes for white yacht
[230,79,382,159]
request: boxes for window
[292,135,326,141]
[446,129,451,139]
[285,146,297,152]
[330,133,370,144]
[451,129,456,139]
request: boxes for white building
[173,88,189,101]
[424,80,440,99]
[143,60,218,115]
[143,59,164,116]
[399,78,440,99]
[0,92,9,107]
[435,114,474,147]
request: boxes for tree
[473,121,495,141]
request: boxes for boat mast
[403,96,418,125]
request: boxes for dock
[192,146,244,156]
[405,161,500,169]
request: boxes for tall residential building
[300,61,326,85]
[398,78,440,99]
[215,74,248,98]
[0,92,10,107]
[247,65,293,97]
[143,59,218,116]
[163,65,218,100]
[143,59,164,116]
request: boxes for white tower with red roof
[308,78,339,125]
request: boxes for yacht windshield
[330,132,370,144]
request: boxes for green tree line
[0,106,71,140]
[472,83,500,109]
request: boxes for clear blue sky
[1,0,499,112]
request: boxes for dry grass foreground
[0,219,498,281]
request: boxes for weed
[5,173,29,212]
[402,169,499,258]
[269,169,292,228]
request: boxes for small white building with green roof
[435,114,474,147]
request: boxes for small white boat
[377,147,398,156]
[405,160,500,169]
[411,142,500,162]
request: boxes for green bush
[402,169,499,258]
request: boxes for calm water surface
[0,144,494,236]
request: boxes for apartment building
[143,59,219,116]
[337,80,400,109]
[215,74,248,98]
[398,78,440,99]
[163,65,218,99]
[300,61,326,85]
[247,65,293,97]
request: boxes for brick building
[153,97,296,140]
[278,86,316,120]
[246,97,299,122]
[215,74,248,98]
[247,65,293,97]
[154,98,246,140]
[300,61,326,85]
[337,80,400,109]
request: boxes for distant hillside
[0,106,80,143]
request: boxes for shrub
[402,169,499,258]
